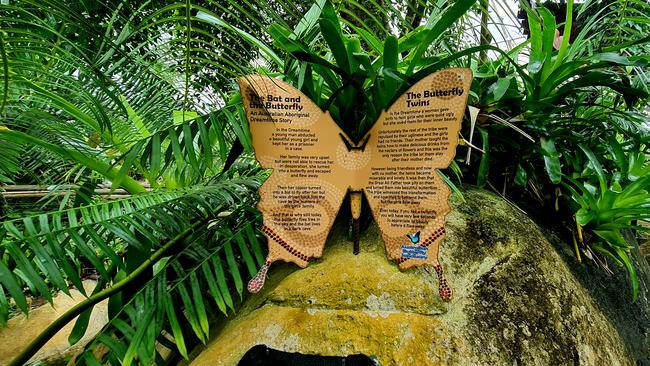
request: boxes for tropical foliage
[0,0,648,364]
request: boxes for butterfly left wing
[239,75,356,292]
[359,68,472,300]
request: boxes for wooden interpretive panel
[240,69,472,300]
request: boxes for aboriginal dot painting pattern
[263,178,343,260]
[247,259,271,293]
[261,225,310,263]
[241,69,472,297]
[434,264,452,301]
[430,70,465,101]
[336,141,371,171]
[420,226,445,248]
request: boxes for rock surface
[0,281,108,366]
[190,189,639,366]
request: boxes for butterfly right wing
[359,68,472,300]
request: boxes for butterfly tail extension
[248,259,272,293]
[433,264,452,301]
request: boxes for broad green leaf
[527,7,543,72]
[607,137,627,174]
[539,7,557,80]
[492,77,511,101]
[27,238,69,294]
[616,249,638,302]
[196,118,213,170]
[5,242,52,303]
[122,307,156,366]
[0,260,28,314]
[45,233,85,294]
[319,19,351,75]
[112,140,146,192]
[189,272,210,340]
[224,241,243,298]
[293,0,326,38]
[541,137,562,184]
[628,152,649,181]
[209,114,228,162]
[98,333,129,359]
[120,96,151,138]
[244,224,265,267]
[69,307,94,346]
[182,123,199,172]
[552,0,574,71]
[175,280,206,343]
[0,285,9,326]
[578,144,607,194]
[234,232,257,277]
[575,208,594,226]
[407,0,477,75]
[477,128,489,187]
[212,256,235,312]
[86,226,125,270]
[350,25,382,54]
[515,164,528,187]
[168,127,185,167]
[383,35,399,99]
[201,262,227,315]
[67,229,110,279]
[150,132,162,180]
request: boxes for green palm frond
[0,172,262,324]
[0,138,22,184]
[0,0,277,189]
[70,217,265,365]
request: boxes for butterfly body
[240,69,472,301]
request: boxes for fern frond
[0,173,262,325]
[71,217,265,365]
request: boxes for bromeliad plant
[263,0,478,138]
[562,143,650,297]
[257,0,480,195]
[469,0,650,299]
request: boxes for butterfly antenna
[349,190,363,255]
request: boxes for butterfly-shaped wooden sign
[239,68,472,300]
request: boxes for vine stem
[9,218,208,366]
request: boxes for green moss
[192,188,634,366]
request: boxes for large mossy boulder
[190,188,647,366]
